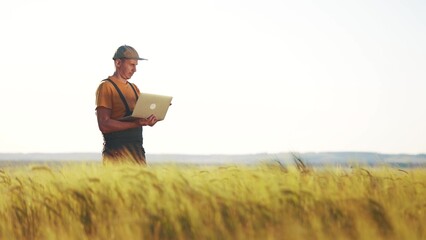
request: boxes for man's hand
[136,115,158,127]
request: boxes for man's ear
[114,59,122,68]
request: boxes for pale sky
[0,0,425,155]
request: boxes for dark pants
[102,144,146,164]
[102,127,146,164]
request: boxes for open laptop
[120,93,173,121]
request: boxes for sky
[0,0,425,155]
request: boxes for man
[95,45,158,164]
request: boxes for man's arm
[96,107,158,134]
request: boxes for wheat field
[0,161,425,240]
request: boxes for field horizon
[0,151,425,168]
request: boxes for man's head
[113,45,147,80]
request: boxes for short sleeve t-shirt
[96,76,140,120]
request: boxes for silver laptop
[120,93,173,121]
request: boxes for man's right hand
[136,115,158,127]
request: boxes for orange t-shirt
[95,76,140,120]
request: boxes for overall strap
[103,79,138,117]
[129,83,139,101]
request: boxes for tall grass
[0,162,425,240]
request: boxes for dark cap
[112,45,147,60]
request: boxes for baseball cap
[113,45,147,60]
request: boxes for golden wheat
[0,162,425,240]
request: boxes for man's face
[116,59,138,80]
